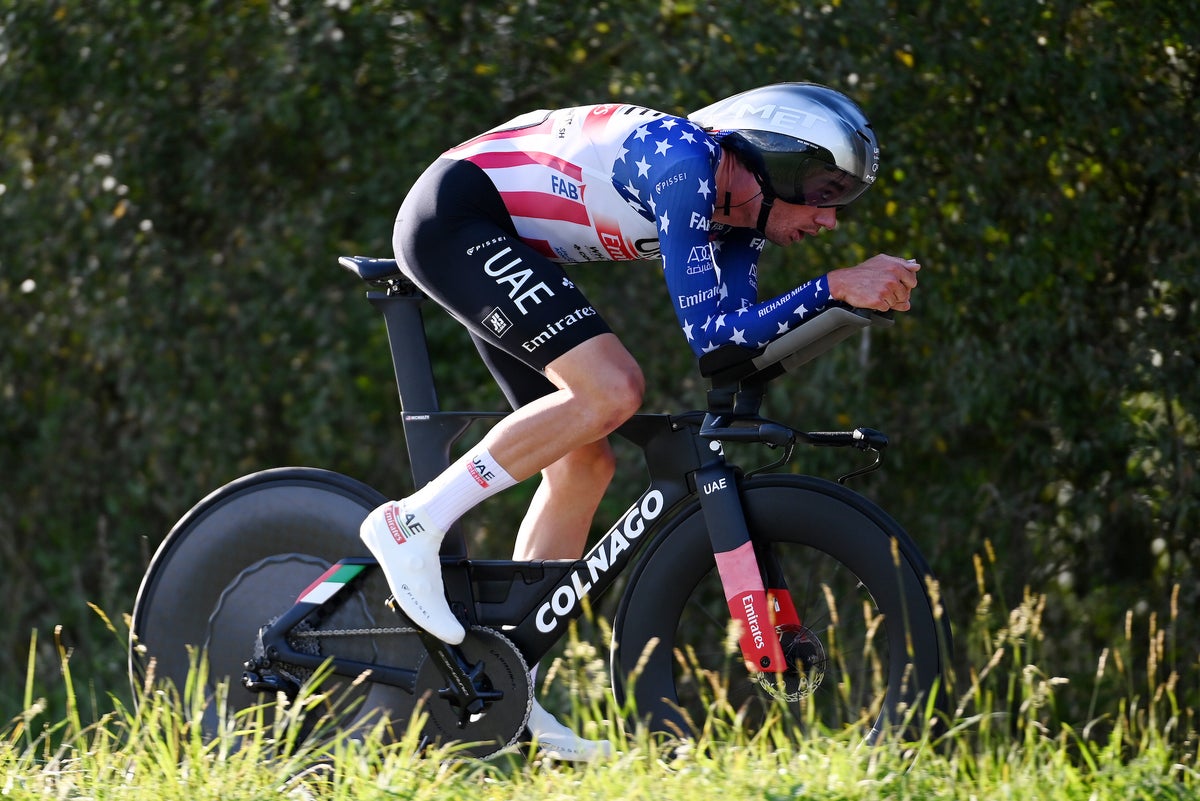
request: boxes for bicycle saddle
[337,255,405,286]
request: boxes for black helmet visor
[744,130,874,208]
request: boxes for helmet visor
[741,130,875,208]
[761,149,872,208]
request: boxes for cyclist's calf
[513,441,617,560]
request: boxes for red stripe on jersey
[446,115,556,152]
[501,190,590,227]
[583,104,623,136]
[465,150,583,181]
[521,237,558,259]
[593,213,640,260]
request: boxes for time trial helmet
[689,82,879,208]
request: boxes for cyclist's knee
[588,344,644,422]
[603,363,645,420]
[579,368,641,436]
[549,336,644,432]
[559,440,617,488]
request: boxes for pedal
[413,629,486,725]
[383,596,497,726]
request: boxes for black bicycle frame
[486,415,696,654]
[252,281,795,689]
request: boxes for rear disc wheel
[130,469,423,739]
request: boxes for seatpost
[367,286,473,491]
[368,286,439,414]
[367,284,477,562]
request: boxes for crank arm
[415,628,503,728]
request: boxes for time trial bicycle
[129,255,950,758]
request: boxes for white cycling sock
[407,447,517,531]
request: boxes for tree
[1,0,1196,722]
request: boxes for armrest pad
[698,306,893,385]
[697,342,764,380]
[752,306,892,374]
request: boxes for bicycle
[129,255,950,758]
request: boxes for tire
[611,474,948,742]
[129,468,419,737]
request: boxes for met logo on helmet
[729,102,829,130]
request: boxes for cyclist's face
[762,201,838,247]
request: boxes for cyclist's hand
[827,254,920,313]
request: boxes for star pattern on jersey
[793,279,823,323]
[612,117,714,225]
[606,114,834,358]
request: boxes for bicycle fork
[694,460,798,673]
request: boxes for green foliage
[1,0,1197,738]
[3,593,1198,800]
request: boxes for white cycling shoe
[362,503,610,760]
[526,698,613,761]
[359,500,465,645]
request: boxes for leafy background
[1,0,1196,725]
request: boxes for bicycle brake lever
[852,427,889,451]
[758,423,796,447]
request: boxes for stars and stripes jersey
[443,103,832,358]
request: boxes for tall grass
[3,560,1198,800]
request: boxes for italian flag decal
[296,562,365,605]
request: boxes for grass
[3,563,1199,800]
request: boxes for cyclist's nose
[816,207,838,231]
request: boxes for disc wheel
[612,476,948,741]
[130,468,425,739]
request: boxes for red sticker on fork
[713,541,787,672]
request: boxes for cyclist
[360,82,919,758]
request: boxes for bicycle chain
[288,624,532,758]
[290,625,418,638]
[282,624,418,685]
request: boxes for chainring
[412,627,532,759]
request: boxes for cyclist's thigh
[394,158,612,374]
[470,335,558,410]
